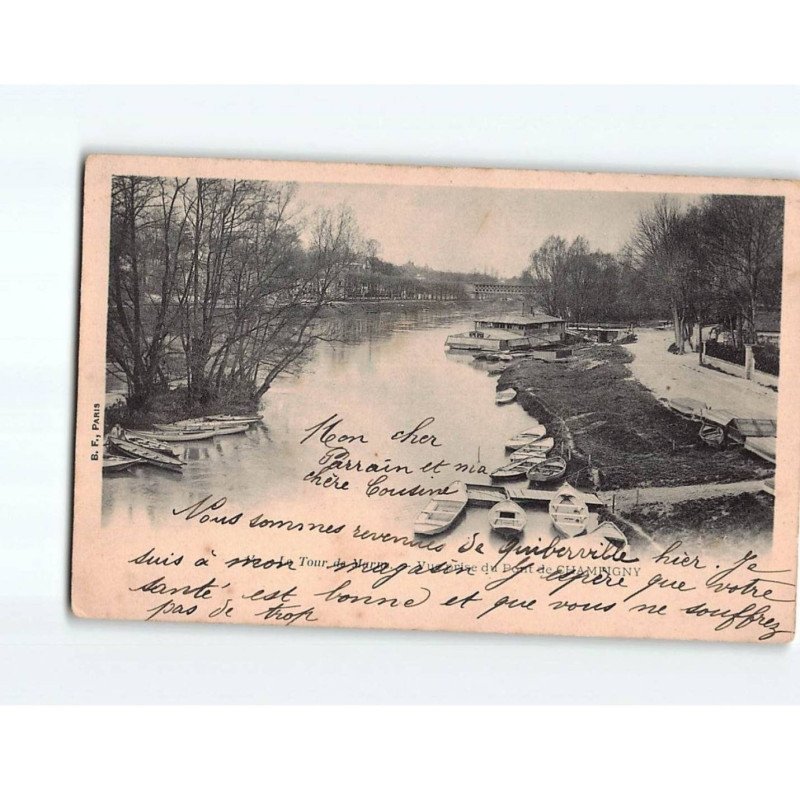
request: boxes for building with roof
[474,311,565,341]
[754,310,781,346]
[445,308,566,352]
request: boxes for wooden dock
[465,483,604,508]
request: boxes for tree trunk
[671,304,683,353]
[697,316,704,365]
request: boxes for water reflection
[103,306,577,543]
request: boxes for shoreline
[105,299,511,431]
[498,342,775,545]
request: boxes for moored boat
[663,396,708,421]
[142,423,250,441]
[413,482,468,536]
[203,414,263,425]
[102,454,144,473]
[699,423,725,448]
[548,482,590,537]
[107,436,185,470]
[508,436,554,458]
[110,427,180,459]
[527,456,567,484]
[489,500,527,538]
[129,427,221,442]
[495,388,517,405]
[491,455,546,482]
[504,425,546,451]
[156,418,250,431]
[584,520,628,549]
[743,436,776,464]
[464,483,510,506]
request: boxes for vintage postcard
[72,155,799,642]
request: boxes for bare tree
[524,235,569,316]
[246,204,361,399]
[107,176,193,410]
[700,194,783,345]
[631,196,695,352]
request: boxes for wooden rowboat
[491,455,546,482]
[107,436,185,470]
[527,456,567,484]
[129,427,218,442]
[548,482,589,537]
[102,454,144,473]
[137,423,249,442]
[464,483,510,506]
[495,388,517,405]
[413,482,468,536]
[508,436,554,459]
[489,500,526,538]
[156,418,250,431]
[585,520,628,550]
[504,425,546,451]
[699,423,725,448]
[203,414,263,424]
[120,431,181,459]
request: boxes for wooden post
[745,344,755,381]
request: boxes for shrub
[704,340,745,366]
[753,345,780,376]
[704,340,780,376]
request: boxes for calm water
[103,307,596,543]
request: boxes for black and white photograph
[101,173,783,557]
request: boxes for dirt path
[601,478,767,511]
[624,329,777,420]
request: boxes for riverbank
[499,343,774,492]
[624,328,778,418]
[104,387,259,433]
[624,493,774,551]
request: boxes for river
[103,305,597,544]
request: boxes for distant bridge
[470,283,532,300]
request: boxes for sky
[292,182,698,278]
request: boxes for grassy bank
[499,344,773,491]
[624,493,774,550]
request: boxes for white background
[1,85,799,703]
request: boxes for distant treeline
[522,194,784,353]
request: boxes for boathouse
[445,309,566,352]
[474,311,566,343]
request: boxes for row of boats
[414,404,627,547]
[660,396,778,465]
[489,415,567,484]
[102,414,263,473]
[413,479,626,547]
